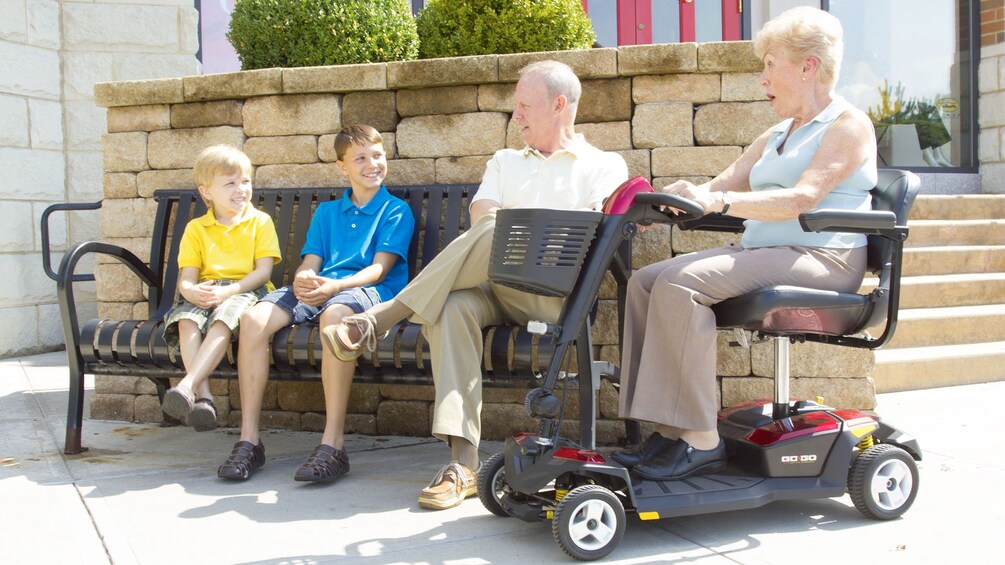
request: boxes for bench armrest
[57,241,162,363]
[42,201,103,282]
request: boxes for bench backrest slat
[154,192,205,317]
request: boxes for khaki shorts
[162,280,270,353]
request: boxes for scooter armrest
[799,209,898,235]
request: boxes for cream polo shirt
[472,134,628,211]
[177,206,282,290]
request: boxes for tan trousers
[618,243,866,431]
[395,214,564,447]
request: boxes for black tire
[551,484,626,561]
[848,443,919,520]
[477,452,512,517]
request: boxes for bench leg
[64,366,86,455]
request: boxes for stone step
[910,194,1005,221]
[902,245,1005,276]
[873,341,1005,393]
[882,304,1005,349]
[904,219,1005,247]
[861,273,1005,309]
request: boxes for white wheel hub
[567,498,618,550]
[870,458,914,511]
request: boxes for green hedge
[228,0,419,70]
[416,0,596,59]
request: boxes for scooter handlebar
[633,192,706,222]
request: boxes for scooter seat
[712,285,876,336]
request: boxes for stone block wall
[980,41,1005,193]
[0,0,199,357]
[90,43,878,444]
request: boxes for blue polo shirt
[301,186,414,302]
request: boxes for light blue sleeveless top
[741,97,875,250]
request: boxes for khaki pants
[395,214,564,447]
[618,244,866,431]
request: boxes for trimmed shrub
[416,0,596,59]
[228,0,419,70]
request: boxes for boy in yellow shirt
[161,145,281,431]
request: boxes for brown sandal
[294,444,350,483]
[217,440,265,481]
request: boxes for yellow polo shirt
[177,206,281,290]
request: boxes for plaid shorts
[162,280,270,353]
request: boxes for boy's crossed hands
[292,269,344,307]
[179,280,241,310]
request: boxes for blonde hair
[193,145,252,190]
[519,60,582,107]
[754,7,844,88]
[334,124,383,162]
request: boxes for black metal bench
[43,185,626,455]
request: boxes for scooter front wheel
[848,443,919,520]
[552,484,625,561]
[477,452,513,517]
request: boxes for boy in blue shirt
[218,125,415,482]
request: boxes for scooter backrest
[602,176,653,215]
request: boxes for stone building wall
[91,43,875,444]
[0,0,199,357]
[980,40,1005,194]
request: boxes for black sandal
[294,444,350,483]
[217,440,265,481]
[188,398,218,432]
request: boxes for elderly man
[322,60,628,509]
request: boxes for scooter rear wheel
[552,484,625,561]
[848,443,919,520]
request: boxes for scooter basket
[488,208,602,297]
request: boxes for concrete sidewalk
[2,351,1002,564]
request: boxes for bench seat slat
[114,320,140,367]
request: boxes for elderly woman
[613,6,877,481]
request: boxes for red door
[584,0,741,46]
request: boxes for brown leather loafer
[418,463,477,510]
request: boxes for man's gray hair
[519,60,581,106]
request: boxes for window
[196,0,241,75]
[829,0,977,170]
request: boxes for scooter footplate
[632,472,767,518]
[635,472,762,497]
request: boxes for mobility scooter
[478,170,922,560]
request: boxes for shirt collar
[521,133,589,159]
[339,185,390,215]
